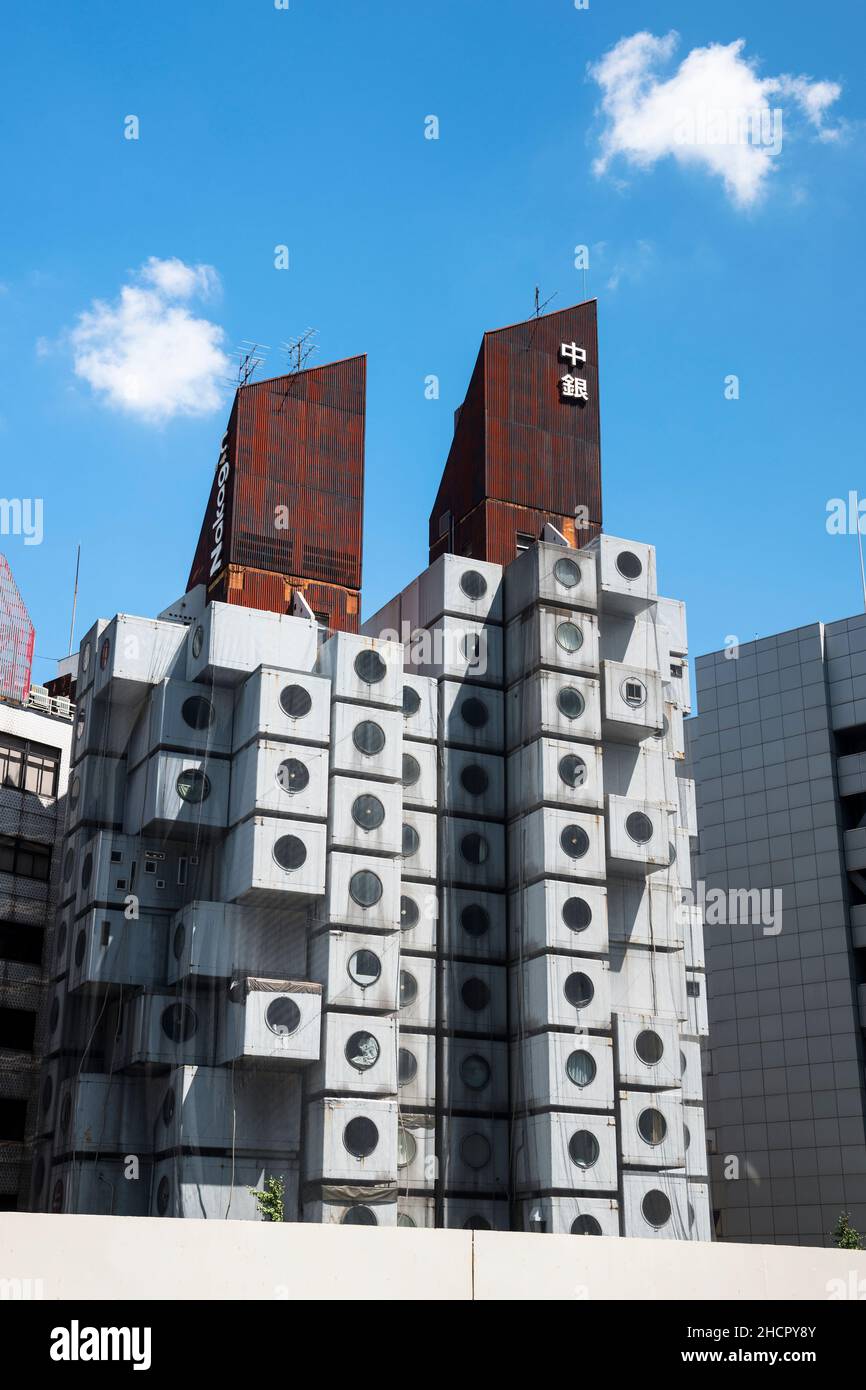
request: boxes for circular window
[461,903,490,937]
[398,1214,416,1228]
[353,720,385,756]
[41,1075,53,1114]
[641,1190,672,1228]
[616,550,643,581]
[626,811,653,844]
[554,557,581,589]
[352,794,385,830]
[461,696,489,729]
[76,706,86,741]
[99,638,111,670]
[354,650,387,685]
[461,977,490,1011]
[460,570,488,601]
[56,922,68,963]
[635,1030,664,1066]
[181,695,214,730]
[461,833,489,865]
[461,1133,491,1170]
[81,853,93,890]
[560,824,590,859]
[399,971,417,1009]
[460,1054,491,1090]
[638,1109,668,1147]
[161,1003,198,1042]
[191,625,204,660]
[402,823,420,857]
[176,769,210,804]
[81,641,92,675]
[343,1205,377,1226]
[398,1048,417,1086]
[63,850,74,882]
[568,1131,599,1169]
[349,870,383,908]
[51,1180,64,1214]
[557,687,585,721]
[70,775,81,809]
[559,754,587,789]
[348,949,381,988]
[402,685,421,718]
[571,1215,602,1236]
[162,1088,175,1126]
[555,621,583,653]
[462,633,482,665]
[346,1031,380,1070]
[463,1215,491,1230]
[400,895,419,931]
[344,1116,379,1158]
[48,998,60,1034]
[564,972,594,1008]
[156,1176,171,1216]
[173,923,185,961]
[32,1156,45,1199]
[266,997,301,1036]
[273,835,307,871]
[277,759,310,794]
[562,897,592,932]
[74,930,86,967]
[398,1128,416,1169]
[460,764,489,797]
[688,1202,695,1230]
[402,753,421,787]
[680,1050,688,1077]
[566,1050,597,1087]
[622,679,647,710]
[684,1124,691,1152]
[279,684,312,719]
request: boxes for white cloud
[589,32,842,207]
[69,257,230,423]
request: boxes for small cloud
[68,257,230,423]
[589,31,843,208]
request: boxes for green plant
[832,1211,863,1250]
[249,1174,285,1223]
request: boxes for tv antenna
[534,286,557,318]
[227,341,270,390]
[282,328,319,374]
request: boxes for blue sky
[0,0,863,686]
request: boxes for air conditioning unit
[397,1196,436,1229]
[441,1198,509,1231]
[511,953,611,1032]
[330,701,403,781]
[439,680,505,752]
[127,679,234,770]
[513,1031,614,1112]
[68,909,168,992]
[605,795,672,875]
[112,991,215,1071]
[221,816,326,904]
[124,752,230,839]
[218,976,322,1066]
[393,1112,436,1188]
[400,739,438,810]
[508,879,608,958]
[507,737,603,818]
[309,929,400,1013]
[605,880,682,949]
[686,970,709,1036]
[614,1014,682,1089]
[46,1159,150,1217]
[150,1155,299,1221]
[328,775,402,856]
[441,1038,508,1111]
[187,602,317,687]
[441,1116,508,1193]
[401,809,438,882]
[167,899,305,985]
[308,1012,398,1098]
[75,618,110,700]
[92,614,186,705]
[395,1031,436,1109]
[396,952,436,1029]
[506,670,602,751]
[312,852,402,933]
[305,1195,398,1227]
[410,615,504,687]
[400,673,438,742]
[587,534,657,616]
[513,1112,618,1194]
[397,879,439,952]
[683,1105,708,1179]
[602,742,676,806]
[232,666,331,754]
[304,1097,398,1183]
[75,832,198,917]
[317,632,402,710]
[439,961,507,1036]
[414,554,504,628]
[150,1064,301,1154]
[685,1181,712,1241]
[504,542,598,622]
[230,738,329,826]
[441,748,505,819]
[53,1076,148,1154]
[601,661,664,740]
[618,1089,686,1167]
[66,754,126,833]
[516,1195,619,1237]
[679,1039,703,1102]
[621,1170,690,1240]
[507,807,605,887]
[439,887,506,962]
[439,817,505,891]
[71,692,139,764]
[608,943,686,1020]
[598,612,668,673]
[505,607,599,687]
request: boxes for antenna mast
[67,544,80,657]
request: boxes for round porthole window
[400,895,419,931]
[55,922,68,963]
[564,972,594,1008]
[41,1075,53,1114]
[156,1177,171,1216]
[346,1031,380,1070]
[622,678,647,708]
[162,1088,175,1126]
[181,695,214,730]
[344,1116,379,1158]
[560,824,590,859]
[638,1108,668,1147]
[398,1128,416,1169]
[398,1048,417,1086]
[402,685,421,717]
[461,1133,491,1170]
[684,1125,691,1152]
[568,1131,599,1169]
[273,835,307,871]
[555,621,583,653]
[277,759,309,794]
[353,720,385,756]
[688,1203,695,1230]
[81,853,93,890]
[352,794,385,830]
[642,1190,672,1228]
[571,1215,602,1235]
[349,870,383,908]
[348,949,381,988]
[173,923,185,961]
[191,625,204,660]
[266,997,301,1036]
[74,930,86,967]
[279,684,312,719]
[70,775,81,809]
[463,1215,491,1230]
[81,641,92,675]
[559,754,587,788]
[176,769,210,804]
[76,706,86,741]
[460,1055,491,1090]
[635,1030,664,1066]
[63,850,74,882]
[462,633,482,665]
[161,1003,198,1042]
[354,650,387,685]
[402,753,421,787]
[460,570,488,601]
[49,998,60,1034]
[32,1156,45,1200]
[402,823,420,857]
[399,971,417,1009]
[562,897,592,932]
[680,1050,688,1077]
[557,687,585,720]
[99,638,111,670]
[566,1050,597,1087]
[616,550,643,581]
[461,977,490,1011]
[626,812,654,844]
[554,557,581,589]
[398,1214,416,1228]
[343,1205,377,1226]
[460,764,489,796]
[461,832,488,865]
[461,696,489,729]
[461,903,490,937]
